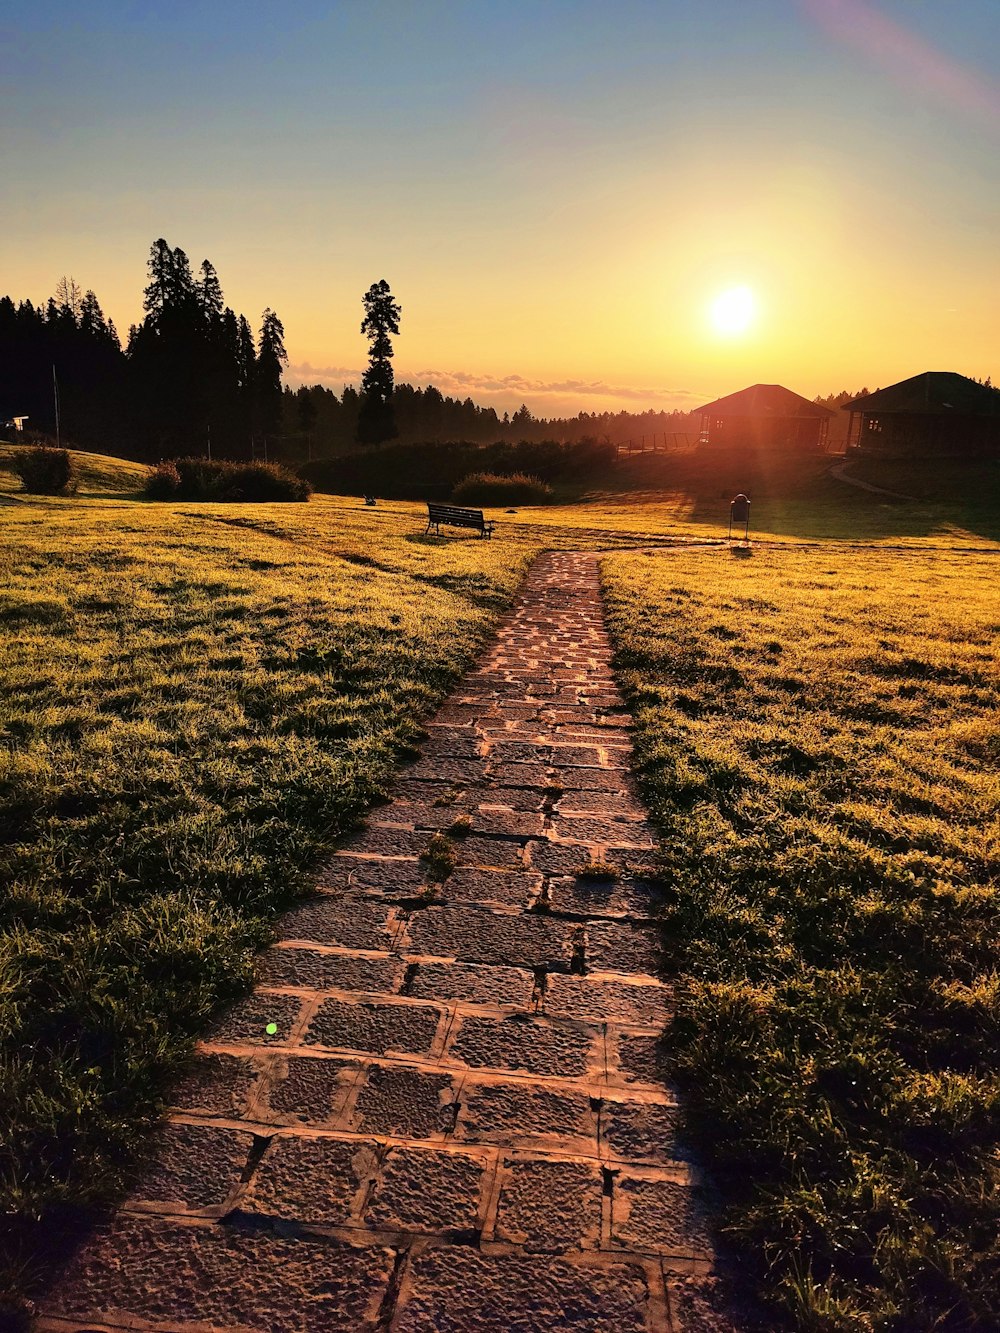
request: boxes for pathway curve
[37,551,728,1333]
[827,459,916,499]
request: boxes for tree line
[0,239,286,461]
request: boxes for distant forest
[1,239,866,460]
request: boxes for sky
[2,0,998,417]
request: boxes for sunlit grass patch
[601,544,1000,1329]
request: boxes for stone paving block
[493,1158,604,1251]
[466,807,546,837]
[405,905,575,970]
[546,874,662,920]
[457,1080,596,1146]
[613,1032,670,1087]
[279,896,396,951]
[548,744,605,767]
[347,826,432,857]
[668,1277,745,1332]
[544,974,672,1026]
[549,765,630,792]
[556,790,647,817]
[242,1134,376,1224]
[261,946,403,994]
[407,960,537,1009]
[41,1214,394,1330]
[449,1014,596,1078]
[452,833,527,869]
[420,731,482,758]
[586,920,662,976]
[264,1055,360,1124]
[487,741,552,766]
[484,761,551,788]
[128,1123,253,1209]
[527,841,602,876]
[548,814,656,848]
[305,996,443,1057]
[436,866,542,910]
[394,1245,652,1333]
[318,855,427,897]
[389,778,466,807]
[363,1146,486,1233]
[171,1052,261,1118]
[404,757,484,786]
[603,1099,684,1164]
[471,784,546,811]
[351,1064,456,1137]
[612,1175,712,1255]
[207,991,302,1046]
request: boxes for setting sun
[710,285,755,336]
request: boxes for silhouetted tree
[357,279,401,444]
[256,308,288,446]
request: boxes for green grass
[601,545,1000,1329]
[0,492,540,1299]
[0,441,148,496]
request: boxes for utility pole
[52,365,61,448]
[206,423,212,460]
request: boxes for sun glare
[710,285,755,336]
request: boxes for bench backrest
[427,503,486,525]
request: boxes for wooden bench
[425,502,495,539]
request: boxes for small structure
[695,384,833,451]
[729,493,750,543]
[843,372,1000,456]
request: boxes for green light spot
[265,1022,278,1036]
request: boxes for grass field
[602,545,1000,1329]
[0,490,541,1300]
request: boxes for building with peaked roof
[694,383,833,451]
[843,372,1000,456]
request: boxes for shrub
[144,458,311,502]
[145,461,181,499]
[452,471,553,506]
[12,446,77,495]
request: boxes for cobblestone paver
[36,552,734,1333]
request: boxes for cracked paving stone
[41,1214,394,1331]
[170,1052,261,1118]
[493,1158,603,1251]
[457,1081,596,1146]
[279,896,396,951]
[586,920,662,976]
[264,1055,360,1124]
[436,867,542,910]
[128,1123,254,1209]
[207,991,302,1045]
[405,905,575,969]
[261,947,403,994]
[394,1245,652,1333]
[351,1064,456,1137]
[242,1134,377,1224]
[450,1014,596,1078]
[363,1146,486,1233]
[612,1176,712,1255]
[603,1100,685,1164]
[544,974,672,1026]
[407,960,536,1009]
[305,997,442,1056]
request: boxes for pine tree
[357,279,401,444]
[256,308,287,445]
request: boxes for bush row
[301,437,614,500]
[145,457,311,502]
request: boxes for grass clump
[11,445,77,495]
[0,495,537,1301]
[453,471,553,506]
[421,832,459,879]
[602,545,1000,1329]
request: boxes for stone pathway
[36,551,729,1333]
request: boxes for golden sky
[2,1,998,416]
